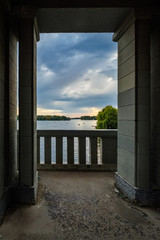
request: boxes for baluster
[37,136,40,164]
[45,137,51,164]
[101,137,117,164]
[90,137,97,164]
[79,137,86,164]
[67,137,74,164]
[56,137,63,164]
[98,137,102,164]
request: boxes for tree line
[17,115,97,120]
[37,115,70,120]
[17,115,70,121]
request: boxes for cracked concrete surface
[0,171,160,240]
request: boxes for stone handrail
[37,129,117,171]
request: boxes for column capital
[14,5,40,42]
[113,8,153,42]
[113,9,135,42]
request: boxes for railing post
[56,137,63,164]
[67,137,74,164]
[79,137,86,164]
[90,137,98,164]
[102,137,117,164]
[45,137,51,164]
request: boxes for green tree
[96,105,117,129]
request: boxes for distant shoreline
[37,119,96,121]
[17,116,97,121]
[17,119,97,121]
[37,119,71,121]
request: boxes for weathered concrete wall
[151,18,160,187]
[114,11,150,189]
[113,11,160,205]
[7,28,17,185]
[19,18,37,187]
[0,4,5,200]
[117,21,136,186]
[0,2,17,198]
[33,26,37,182]
[135,18,150,188]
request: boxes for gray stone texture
[19,18,37,187]
[0,3,18,221]
[102,136,117,164]
[0,3,5,200]
[0,2,18,198]
[151,18,160,187]
[115,13,151,188]
[118,88,135,107]
[7,28,18,186]
[0,190,10,225]
[115,173,160,206]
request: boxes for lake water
[35,120,97,164]
[17,119,97,130]
[37,119,97,130]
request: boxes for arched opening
[37,32,117,167]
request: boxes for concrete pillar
[5,22,18,187]
[151,17,160,188]
[113,10,160,205]
[0,1,18,223]
[19,10,39,203]
[0,3,5,202]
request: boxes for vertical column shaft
[0,5,5,199]
[151,18,160,187]
[19,18,37,187]
[113,11,151,189]
[135,19,151,188]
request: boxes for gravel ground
[0,171,160,240]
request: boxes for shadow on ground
[0,172,160,240]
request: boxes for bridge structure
[0,0,160,224]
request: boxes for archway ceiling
[37,8,131,33]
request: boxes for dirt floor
[0,171,160,240]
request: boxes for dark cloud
[38,33,115,73]
[37,33,117,116]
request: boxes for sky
[37,33,117,117]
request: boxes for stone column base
[0,172,38,225]
[0,190,10,225]
[115,173,160,206]
[10,171,38,205]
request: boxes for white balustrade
[37,130,117,171]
